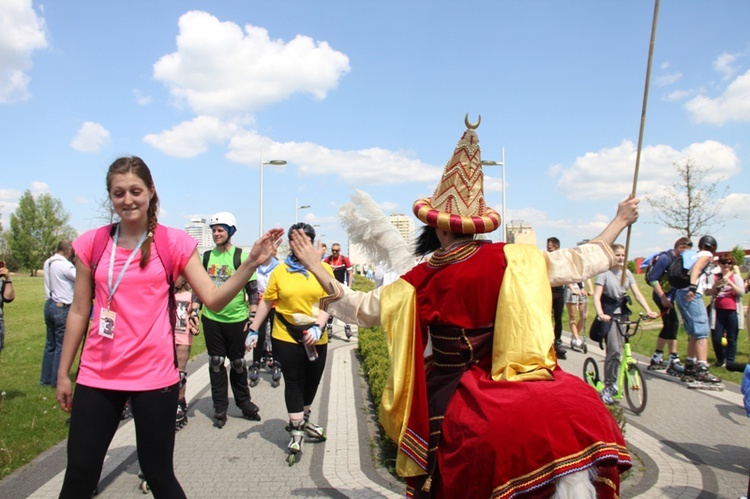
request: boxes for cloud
[153,10,350,117]
[143,116,240,157]
[30,181,49,194]
[720,192,750,218]
[684,69,750,124]
[656,72,682,86]
[132,88,152,105]
[0,188,22,228]
[70,122,111,152]
[714,52,739,80]
[0,0,48,103]
[665,89,694,102]
[226,129,443,186]
[555,139,740,201]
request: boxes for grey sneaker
[649,358,667,370]
[601,386,614,405]
[694,365,722,383]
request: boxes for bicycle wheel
[624,364,648,414]
[582,357,600,390]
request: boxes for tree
[730,245,746,270]
[645,159,730,239]
[8,190,78,275]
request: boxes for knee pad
[209,355,225,373]
[230,357,246,374]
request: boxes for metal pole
[623,0,660,284]
[259,146,264,237]
[501,147,506,243]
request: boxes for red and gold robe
[323,240,630,498]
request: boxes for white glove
[306,325,322,342]
[245,330,259,350]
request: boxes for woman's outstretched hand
[250,228,284,266]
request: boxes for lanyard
[107,225,148,307]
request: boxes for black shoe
[555,347,567,360]
[214,409,227,428]
[241,401,261,421]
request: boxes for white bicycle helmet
[209,212,237,237]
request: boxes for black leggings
[273,338,328,414]
[552,291,565,342]
[59,383,185,499]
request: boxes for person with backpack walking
[646,237,692,375]
[55,157,282,498]
[194,212,261,428]
[671,235,723,385]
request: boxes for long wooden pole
[623,0,660,285]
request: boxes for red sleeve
[345,257,352,268]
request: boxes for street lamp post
[295,198,311,224]
[259,146,287,237]
[481,147,506,242]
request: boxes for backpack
[644,250,673,288]
[90,223,178,366]
[667,249,698,289]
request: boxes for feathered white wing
[338,189,415,277]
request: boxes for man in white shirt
[40,240,76,388]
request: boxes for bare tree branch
[645,159,730,238]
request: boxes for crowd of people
[0,116,743,497]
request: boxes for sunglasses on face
[719,261,732,265]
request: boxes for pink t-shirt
[73,226,197,391]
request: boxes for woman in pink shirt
[56,157,281,498]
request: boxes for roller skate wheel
[140,480,150,494]
[287,453,297,466]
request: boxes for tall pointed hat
[413,114,500,234]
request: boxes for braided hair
[106,156,160,269]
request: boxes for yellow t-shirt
[265,262,334,345]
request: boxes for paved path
[2,324,749,498]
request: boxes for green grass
[0,275,207,480]
[562,273,750,384]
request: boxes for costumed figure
[289,115,634,498]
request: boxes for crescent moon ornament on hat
[413,114,501,234]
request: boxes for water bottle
[302,330,319,362]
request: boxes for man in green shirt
[196,212,260,427]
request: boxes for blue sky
[2,0,749,259]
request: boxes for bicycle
[582,313,650,414]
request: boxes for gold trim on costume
[428,240,482,267]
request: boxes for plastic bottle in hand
[303,330,319,362]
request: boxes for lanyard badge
[98,226,148,339]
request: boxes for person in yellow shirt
[245,223,333,464]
